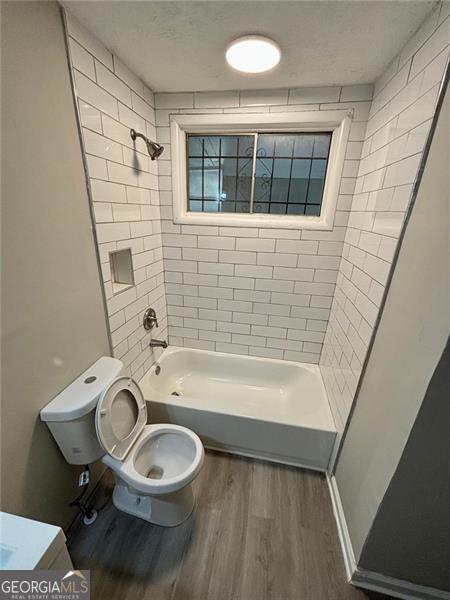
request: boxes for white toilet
[40,357,204,526]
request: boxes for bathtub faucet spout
[149,339,168,349]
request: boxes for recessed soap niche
[109,248,135,295]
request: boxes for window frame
[170,110,352,230]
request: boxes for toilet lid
[95,377,147,461]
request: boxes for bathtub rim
[140,345,337,433]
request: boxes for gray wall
[359,339,450,591]
[335,76,449,564]
[1,1,110,528]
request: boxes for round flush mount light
[226,35,281,74]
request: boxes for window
[170,111,351,230]
[187,133,331,217]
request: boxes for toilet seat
[95,377,147,461]
[96,377,204,499]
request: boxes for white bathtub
[139,346,337,471]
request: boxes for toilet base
[111,477,195,526]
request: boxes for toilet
[40,357,204,526]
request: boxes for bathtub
[139,346,337,471]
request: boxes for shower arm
[130,129,146,143]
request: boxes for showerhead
[130,129,164,160]
[146,139,164,160]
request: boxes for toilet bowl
[97,377,204,526]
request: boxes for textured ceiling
[63,0,436,92]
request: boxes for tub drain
[171,391,181,396]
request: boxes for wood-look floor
[67,450,390,600]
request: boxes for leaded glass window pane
[187,132,331,216]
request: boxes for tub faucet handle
[143,307,158,330]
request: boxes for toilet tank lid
[40,357,123,422]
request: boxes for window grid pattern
[187,132,332,217]
[188,135,254,214]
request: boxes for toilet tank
[40,357,123,465]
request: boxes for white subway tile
[163,233,197,248]
[383,153,421,188]
[78,100,102,133]
[155,93,194,109]
[69,38,95,79]
[113,56,144,98]
[185,273,218,286]
[199,330,231,343]
[117,103,145,133]
[74,70,118,119]
[269,103,320,113]
[220,227,258,237]
[107,286,136,315]
[258,228,301,239]
[183,248,218,262]
[250,346,283,360]
[218,299,252,313]
[236,238,275,252]
[199,308,231,322]
[184,318,216,331]
[127,187,151,205]
[217,321,250,335]
[340,85,373,102]
[233,312,268,326]
[235,265,273,279]
[409,17,449,81]
[199,286,233,300]
[284,351,319,364]
[199,262,234,276]
[218,276,255,290]
[257,253,297,267]
[96,61,132,107]
[271,293,310,307]
[291,306,330,320]
[240,89,288,106]
[276,240,318,254]
[90,179,126,204]
[289,86,340,104]
[255,279,294,293]
[83,128,123,163]
[272,267,314,281]
[232,334,266,347]
[93,202,113,223]
[194,91,239,108]
[198,236,235,250]
[220,250,256,264]
[234,289,270,303]
[182,225,219,236]
[86,155,108,179]
[252,325,286,338]
[267,338,301,351]
[132,92,155,123]
[65,12,113,69]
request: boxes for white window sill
[174,210,333,230]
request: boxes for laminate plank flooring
[67,450,391,600]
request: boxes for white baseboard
[352,569,450,600]
[326,474,450,600]
[326,474,356,580]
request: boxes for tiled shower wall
[154,86,373,363]
[64,12,168,379]
[320,2,449,432]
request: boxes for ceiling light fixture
[226,35,281,74]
